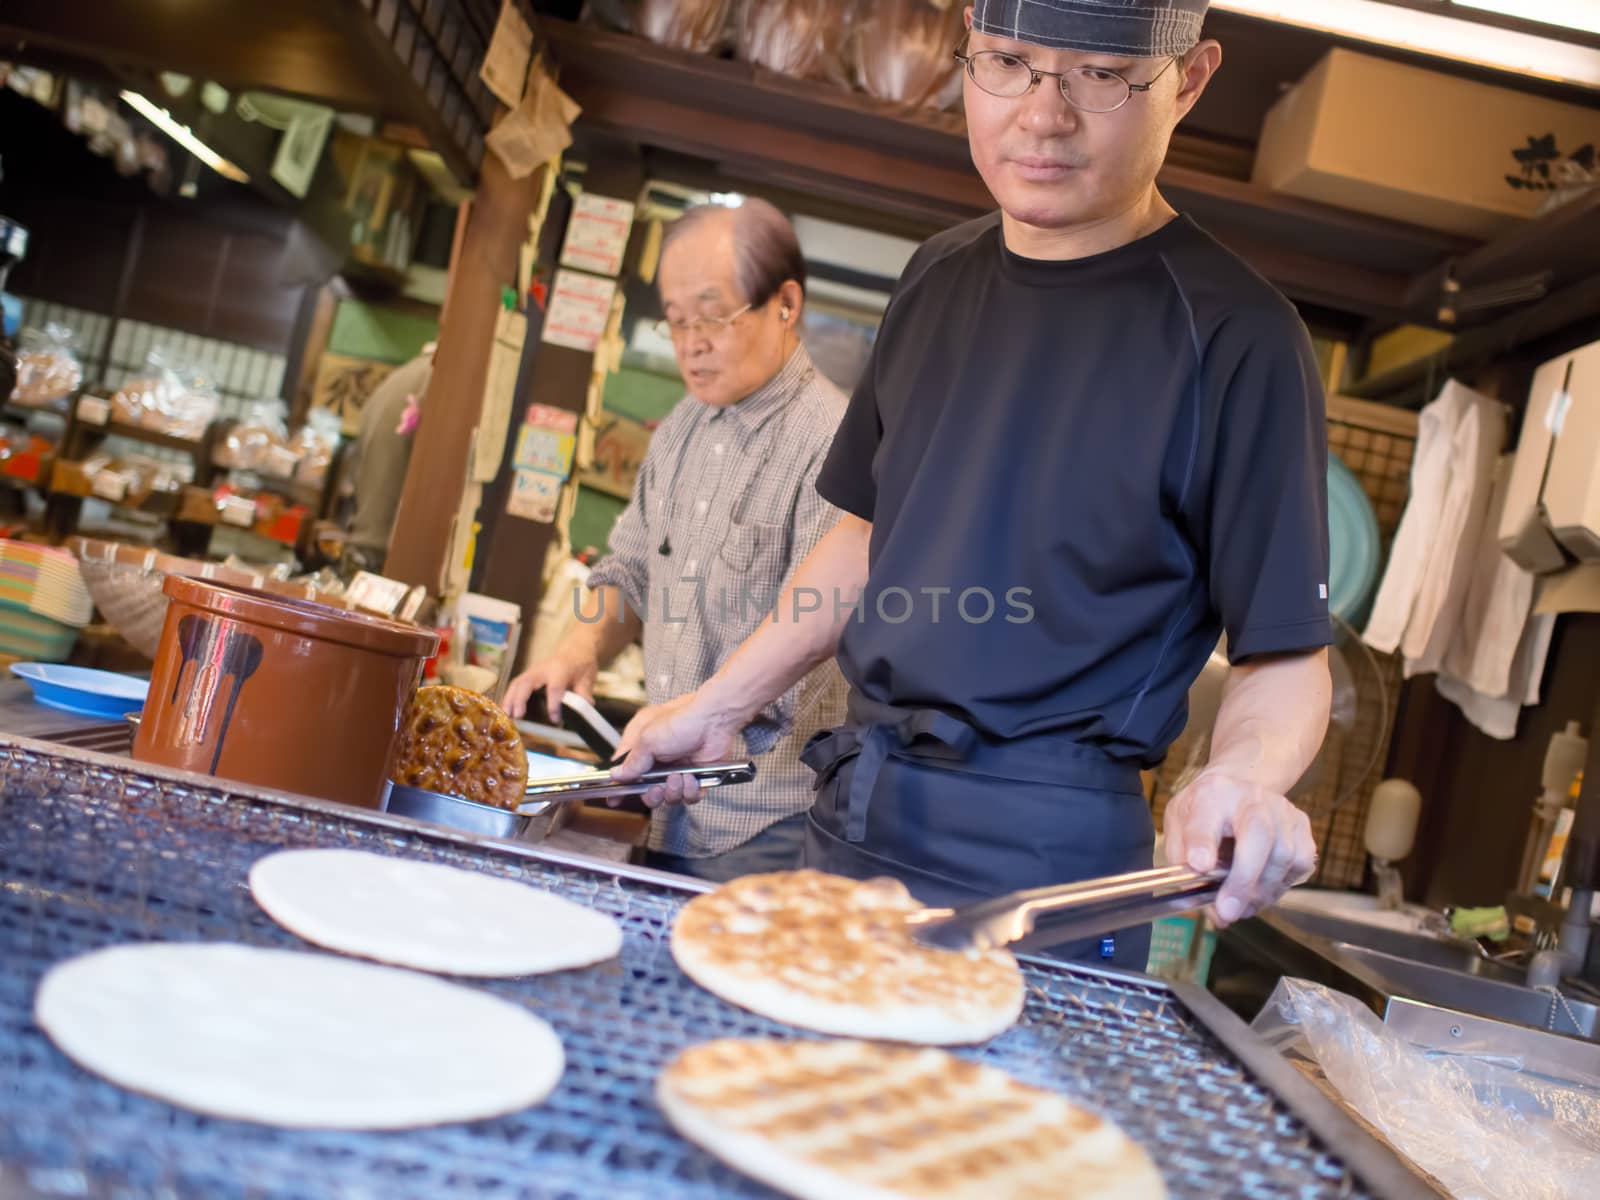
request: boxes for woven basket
[70,538,353,660]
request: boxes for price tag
[218,496,255,527]
[78,395,110,426]
[263,446,300,478]
[91,471,128,502]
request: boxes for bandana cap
[970,0,1209,57]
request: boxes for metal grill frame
[0,736,1438,1200]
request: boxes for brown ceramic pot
[133,576,440,808]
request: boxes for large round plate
[1327,454,1381,625]
[10,663,149,720]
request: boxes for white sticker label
[1319,583,1329,600]
[77,396,110,426]
[218,496,255,527]
[263,446,299,478]
[1545,389,1572,437]
[91,471,128,502]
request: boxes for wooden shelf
[95,420,208,457]
[541,18,1479,326]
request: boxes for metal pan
[381,761,756,842]
[381,781,572,843]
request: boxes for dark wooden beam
[564,79,997,220]
[379,122,435,151]
[384,136,544,592]
[0,0,394,113]
[1346,273,1600,405]
[1406,189,1600,318]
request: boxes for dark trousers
[643,812,807,883]
[800,696,1156,971]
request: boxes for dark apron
[800,692,1156,970]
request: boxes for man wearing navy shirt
[612,0,1331,967]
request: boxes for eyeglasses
[654,303,754,342]
[953,49,1181,114]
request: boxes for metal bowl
[380,781,573,843]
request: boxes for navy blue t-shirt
[815,212,1331,766]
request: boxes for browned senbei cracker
[391,686,528,809]
[658,1038,1167,1200]
[671,871,1024,1044]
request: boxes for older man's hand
[1162,771,1317,925]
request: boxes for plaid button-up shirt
[586,347,849,856]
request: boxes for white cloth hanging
[1433,456,1556,738]
[1363,380,1505,679]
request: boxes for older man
[612,0,1331,968]
[506,199,847,881]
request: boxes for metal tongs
[511,689,756,810]
[905,861,1228,954]
[514,760,756,811]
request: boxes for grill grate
[0,742,1377,1200]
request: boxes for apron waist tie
[799,693,1142,845]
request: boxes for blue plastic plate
[1327,454,1381,625]
[10,663,150,720]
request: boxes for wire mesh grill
[1,743,1373,1200]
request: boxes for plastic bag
[850,0,965,109]
[1251,978,1600,1199]
[110,348,219,441]
[736,0,853,83]
[215,400,290,472]
[10,323,83,408]
[633,0,734,53]
[289,407,342,487]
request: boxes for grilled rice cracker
[671,871,1024,1044]
[391,685,528,809]
[658,1038,1167,1200]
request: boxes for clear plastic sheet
[10,323,83,408]
[109,348,219,441]
[215,401,290,472]
[736,0,853,84]
[290,408,342,487]
[850,0,965,109]
[1251,978,1600,1200]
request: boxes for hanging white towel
[1432,458,1557,739]
[1435,610,1555,740]
[1362,380,1505,678]
[1441,457,1532,695]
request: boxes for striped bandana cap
[971,0,1209,57]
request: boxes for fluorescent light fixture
[119,91,250,184]
[1452,2,1600,37]
[1213,0,1600,88]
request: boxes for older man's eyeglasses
[654,304,754,342]
[954,49,1181,114]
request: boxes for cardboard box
[1543,339,1600,562]
[1253,48,1600,238]
[1501,338,1600,569]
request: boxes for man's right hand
[504,652,599,725]
[610,692,743,808]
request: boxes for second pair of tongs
[905,861,1227,954]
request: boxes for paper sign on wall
[507,468,563,523]
[541,269,617,353]
[525,403,578,433]
[559,193,636,278]
[473,308,527,483]
[514,423,576,477]
[481,0,534,108]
